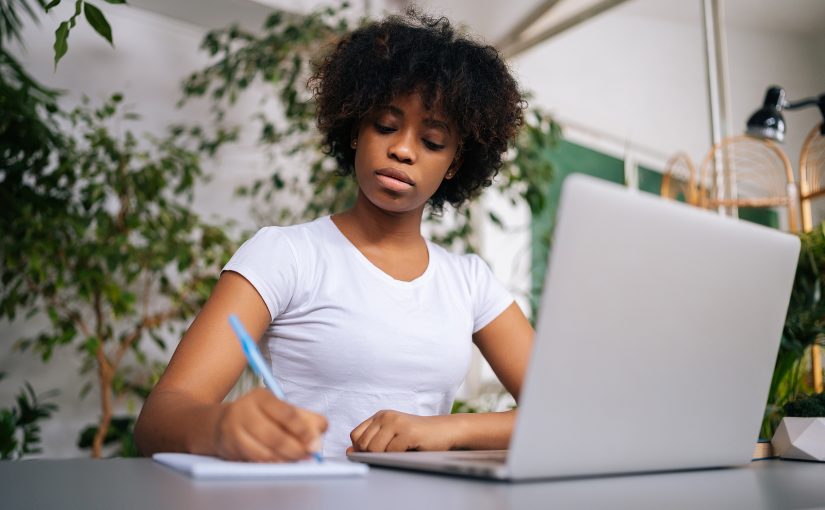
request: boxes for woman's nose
[388,130,416,164]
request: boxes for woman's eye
[374,123,395,133]
[423,139,445,151]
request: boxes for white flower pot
[771,417,825,461]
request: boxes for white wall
[483,0,824,282]
[727,26,823,169]
[818,34,825,83]
[510,0,823,171]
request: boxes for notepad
[153,453,368,480]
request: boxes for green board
[529,139,778,317]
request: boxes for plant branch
[112,307,181,370]
[22,274,92,339]
[114,155,129,231]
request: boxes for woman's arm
[133,271,326,461]
[348,301,533,452]
[451,300,534,448]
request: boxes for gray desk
[3,458,825,510]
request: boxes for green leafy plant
[761,223,825,437]
[451,388,516,415]
[180,3,358,228]
[44,0,125,68]
[783,392,825,418]
[0,373,59,460]
[500,108,561,317]
[1,0,41,41]
[76,415,138,457]
[1,0,63,176]
[2,92,237,458]
[3,1,241,458]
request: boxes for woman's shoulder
[427,241,489,276]
[247,216,332,249]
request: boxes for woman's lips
[375,168,415,191]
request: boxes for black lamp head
[746,86,786,143]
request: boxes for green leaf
[83,337,101,356]
[0,410,19,460]
[84,3,113,46]
[70,0,83,28]
[45,0,63,11]
[78,381,94,400]
[149,331,167,351]
[53,21,70,69]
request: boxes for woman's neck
[333,192,425,250]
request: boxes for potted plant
[2,1,237,457]
[761,224,825,439]
[771,392,825,461]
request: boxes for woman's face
[353,92,459,215]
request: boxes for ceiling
[620,0,825,36]
[412,0,825,57]
[129,0,825,56]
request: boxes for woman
[134,9,534,461]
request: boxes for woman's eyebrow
[423,118,450,134]
[383,105,451,134]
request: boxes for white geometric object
[771,417,825,461]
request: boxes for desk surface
[3,457,825,510]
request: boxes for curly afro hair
[309,9,526,212]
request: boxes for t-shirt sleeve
[467,254,515,333]
[222,227,299,321]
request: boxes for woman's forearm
[133,389,224,457]
[449,409,516,450]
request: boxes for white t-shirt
[222,216,513,456]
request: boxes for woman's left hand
[347,410,459,453]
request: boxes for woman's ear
[445,158,462,180]
[445,141,464,179]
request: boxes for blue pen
[228,314,323,463]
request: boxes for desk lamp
[746,86,825,143]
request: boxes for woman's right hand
[213,388,328,462]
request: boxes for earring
[351,139,357,149]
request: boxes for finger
[305,409,329,434]
[385,434,411,453]
[296,408,329,438]
[247,415,308,462]
[307,435,322,456]
[353,421,382,452]
[269,425,315,462]
[350,417,373,447]
[259,398,319,446]
[364,424,397,452]
[345,446,354,455]
[232,428,283,462]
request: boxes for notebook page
[153,453,368,480]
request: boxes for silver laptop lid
[508,175,799,479]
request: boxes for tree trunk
[92,352,113,459]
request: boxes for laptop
[347,174,800,481]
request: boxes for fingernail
[309,437,322,453]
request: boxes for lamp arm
[785,96,822,110]
[785,94,825,134]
